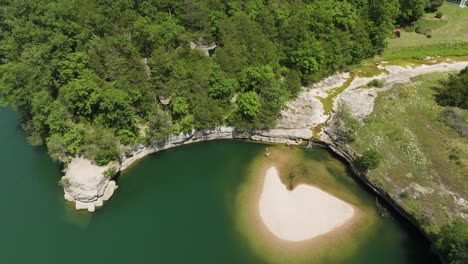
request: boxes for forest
[0,0,442,164]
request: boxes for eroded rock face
[120,127,313,170]
[62,59,468,212]
[62,157,119,212]
[64,127,312,212]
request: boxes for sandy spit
[259,167,355,242]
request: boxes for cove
[0,106,439,264]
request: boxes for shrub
[416,26,432,36]
[403,24,417,32]
[147,107,172,143]
[358,149,381,170]
[333,101,361,143]
[432,220,468,264]
[439,108,468,137]
[367,79,385,88]
[47,134,68,162]
[399,190,410,199]
[425,0,444,12]
[435,12,443,19]
[63,124,85,155]
[170,97,189,116]
[84,127,120,165]
[58,178,71,188]
[0,95,7,107]
[94,150,119,166]
[179,114,195,132]
[237,91,260,118]
[117,129,136,145]
[103,167,118,179]
[433,67,468,109]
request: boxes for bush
[433,220,468,264]
[58,178,71,188]
[103,167,118,179]
[237,91,260,118]
[147,107,172,143]
[403,24,417,32]
[47,134,68,162]
[333,101,361,143]
[0,96,7,107]
[425,0,444,12]
[170,97,189,116]
[435,12,443,19]
[94,150,119,166]
[358,149,381,170]
[439,108,468,137]
[433,67,468,110]
[367,79,385,88]
[179,114,195,132]
[117,129,136,145]
[416,26,432,36]
[83,127,120,165]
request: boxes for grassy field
[382,4,468,60]
[350,72,468,232]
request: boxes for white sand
[259,167,354,242]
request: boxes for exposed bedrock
[62,60,468,214]
[62,157,119,212]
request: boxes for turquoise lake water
[0,106,439,263]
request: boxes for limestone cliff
[62,59,468,214]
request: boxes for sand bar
[259,167,355,242]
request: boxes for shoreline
[323,140,443,260]
[61,56,468,251]
[119,59,468,172]
[62,127,312,212]
[233,146,369,263]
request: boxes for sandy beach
[259,167,355,242]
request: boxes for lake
[0,106,439,264]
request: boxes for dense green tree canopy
[397,0,426,25]
[0,0,426,164]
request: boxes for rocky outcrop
[333,60,468,122]
[62,157,119,212]
[189,41,217,56]
[63,127,312,212]
[121,127,312,170]
[62,59,468,213]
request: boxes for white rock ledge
[61,59,468,212]
[120,127,313,170]
[62,157,119,212]
[63,127,312,212]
